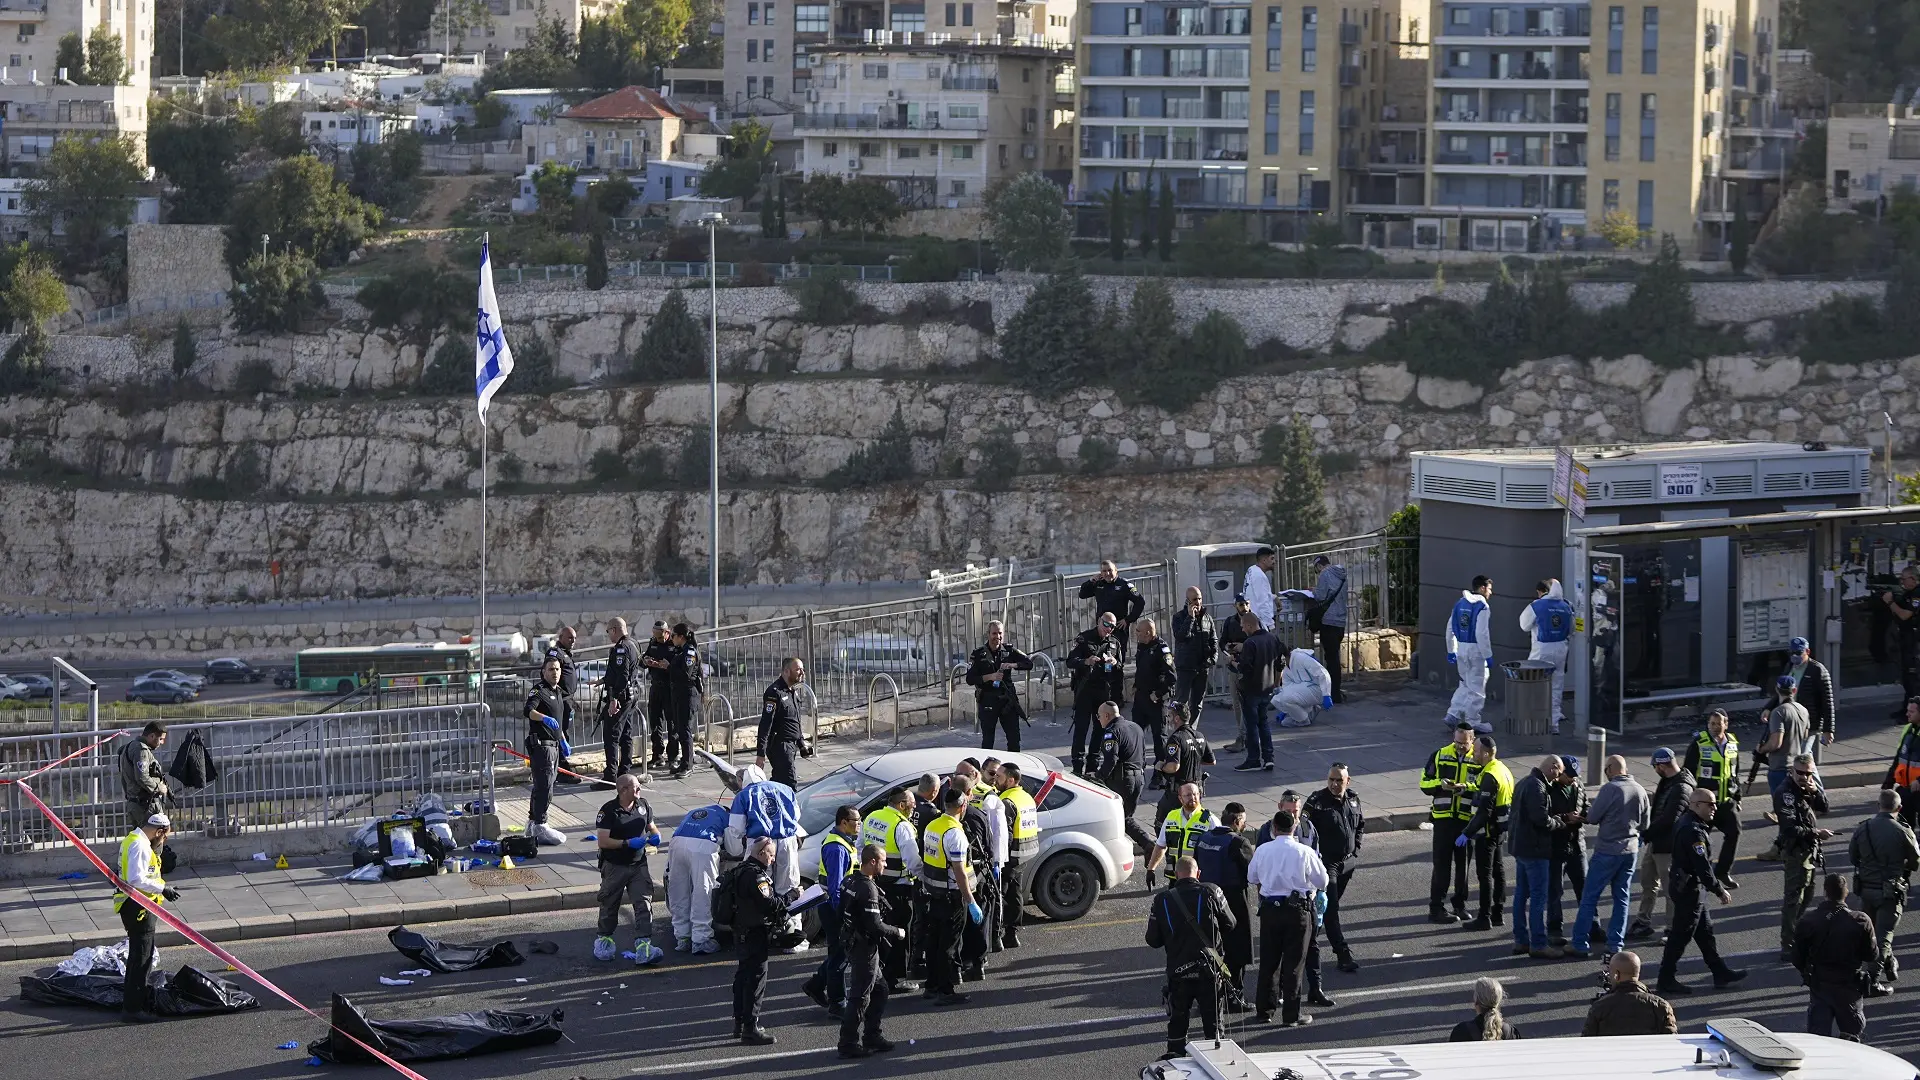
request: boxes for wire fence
[325,260,899,290]
[77,290,230,329]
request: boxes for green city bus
[292,643,483,695]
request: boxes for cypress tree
[1262,419,1331,546]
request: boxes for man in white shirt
[1246,808,1329,1027]
[1243,548,1278,632]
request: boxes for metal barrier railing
[0,704,494,850]
[946,664,970,733]
[702,693,736,761]
[1275,530,1416,664]
[1024,652,1057,721]
[867,675,900,744]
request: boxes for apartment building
[722,0,1070,108]
[795,40,1072,205]
[1823,102,1920,208]
[439,0,617,58]
[0,0,156,168]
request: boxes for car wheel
[1032,851,1101,922]
[174,693,189,703]
[336,679,355,696]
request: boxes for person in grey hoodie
[1311,556,1350,704]
[1568,755,1650,960]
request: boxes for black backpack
[711,862,752,932]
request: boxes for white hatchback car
[791,746,1133,922]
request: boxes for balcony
[1724,147,1787,173]
[1436,61,1589,83]
[1338,106,1358,129]
[0,0,48,14]
[1339,147,1360,167]
[1338,64,1359,87]
[1756,31,1772,54]
[1704,67,1718,92]
[1433,146,1585,168]
[794,112,987,133]
[1433,8,1590,42]
[1339,23,1360,45]
[942,76,998,91]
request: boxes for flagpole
[478,231,490,707]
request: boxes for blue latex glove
[990,866,1001,884]
[646,834,662,848]
[1486,656,1494,671]
[539,714,560,732]
[557,738,573,758]
[967,902,984,924]
[1322,695,1334,709]
[626,836,650,850]
[1454,833,1470,849]
[1447,652,1457,666]
[1313,890,1328,927]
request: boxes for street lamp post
[701,211,725,639]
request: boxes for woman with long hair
[1448,977,1521,1041]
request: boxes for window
[1219,89,1249,119]
[891,7,923,30]
[1268,48,1284,69]
[952,144,973,159]
[747,38,758,60]
[1298,89,1314,153]
[1849,132,1869,151]
[1641,5,1658,74]
[1301,5,1317,70]
[1216,7,1248,33]
[1123,47,1143,75]
[1607,5,1622,73]
[1266,6,1282,69]
[1603,178,1619,209]
[898,145,921,158]
[948,103,980,118]
[1640,92,1655,117]
[1262,172,1279,199]
[1207,47,1249,77]
[1447,135,1468,152]
[1605,135,1619,160]
[963,2,973,23]
[944,2,953,22]
[1640,134,1654,161]
[1606,92,1620,117]
[1448,49,1469,67]
[1168,47,1205,75]
[748,3,759,24]
[765,2,776,25]
[951,180,967,196]
[1265,131,1279,153]
[764,39,774,62]
[1266,89,1280,113]
[1450,5,1469,24]
[863,62,888,78]
[795,3,827,31]
[999,143,1009,166]
[824,141,838,156]
[1636,179,1653,228]
[1125,7,1142,35]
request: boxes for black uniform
[958,796,997,977]
[839,871,898,1052]
[1794,897,1877,1042]
[664,640,704,773]
[1096,714,1155,853]
[544,642,579,772]
[1657,809,1740,989]
[1170,607,1217,721]
[1894,586,1920,701]
[1302,786,1364,962]
[1193,824,1255,997]
[907,796,940,981]
[1144,877,1235,1056]
[1547,776,1590,940]
[964,643,1033,752]
[1134,635,1178,771]
[732,858,789,1033]
[602,636,644,777]
[642,636,675,767]
[1079,574,1146,657]
[1153,725,1212,822]
[1066,629,1125,773]
[757,676,808,789]
[522,679,565,826]
[1776,777,1831,951]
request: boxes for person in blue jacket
[802,805,863,1016]
[669,800,730,953]
[728,765,805,945]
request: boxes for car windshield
[794,764,891,837]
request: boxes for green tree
[591,173,636,219]
[226,155,380,268]
[577,0,694,86]
[1156,176,1174,260]
[1788,124,1826,186]
[984,172,1067,271]
[417,336,470,394]
[586,230,609,290]
[1798,0,1920,101]
[1101,186,1127,261]
[478,13,577,88]
[1113,276,1177,386]
[1262,419,1330,547]
[204,0,361,69]
[354,264,466,339]
[24,134,145,265]
[633,287,705,379]
[899,236,959,283]
[798,174,900,239]
[55,33,85,80]
[776,187,787,234]
[698,119,772,200]
[229,248,325,333]
[759,178,778,237]
[1615,234,1697,367]
[171,318,198,379]
[149,119,239,224]
[999,265,1102,395]
[823,408,916,488]
[532,160,578,233]
[4,252,70,333]
[1596,207,1644,249]
[1178,214,1263,278]
[1188,309,1247,373]
[84,25,126,84]
[427,0,495,47]
[1729,194,1751,274]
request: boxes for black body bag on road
[388,925,526,972]
[19,964,260,1015]
[308,993,565,1064]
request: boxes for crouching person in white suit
[1272,647,1334,729]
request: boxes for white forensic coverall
[724,764,801,896]
[1445,591,1493,726]
[1270,648,1334,727]
[1518,580,1573,726]
[668,803,727,948]
[1243,563,1276,632]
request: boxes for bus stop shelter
[1570,504,1920,733]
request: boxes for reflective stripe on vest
[1427,743,1475,821]
[861,806,908,876]
[112,830,163,914]
[1160,806,1214,857]
[1892,725,1920,790]
[1482,758,1515,829]
[817,831,857,880]
[1000,786,1040,859]
[1696,731,1739,801]
[1530,597,1573,644]
[922,813,969,888]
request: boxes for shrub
[898,236,961,283]
[229,249,324,334]
[823,409,915,489]
[588,448,630,483]
[739,261,774,287]
[585,232,609,291]
[1596,208,1644,249]
[0,330,58,395]
[497,454,525,483]
[676,432,710,488]
[1384,502,1420,625]
[999,266,1103,395]
[1188,310,1249,375]
[787,272,863,324]
[233,358,277,394]
[1179,215,1265,279]
[633,288,706,380]
[224,446,266,495]
[1078,436,1120,475]
[975,436,1023,492]
[1317,450,1362,475]
[355,265,466,338]
[170,318,197,379]
[505,332,565,394]
[985,173,1068,271]
[417,337,469,395]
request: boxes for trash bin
[1501,660,1554,736]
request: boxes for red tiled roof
[562,85,702,122]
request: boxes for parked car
[126,678,197,705]
[204,657,264,684]
[141,668,208,691]
[575,659,606,688]
[0,676,31,702]
[272,668,297,689]
[790,746,1130,922]
[5,674,71,699]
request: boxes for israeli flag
[475,238,514,421]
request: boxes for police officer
[1421,721,1481,923]
[1793,874,1877,1042]
[665,623,704,778]
[965,621,1033,752]
[1171,586,1217,723]
[1775,753,1832,960]
[1458,735,1514,932]
[1079,559,1146,659]
[639,621,674,771]
[838,843,902,1058]
[1654,787,1748,996]
[953,763,1005,979]
[601,617,645,782]
[1850,789,1919,993]
[1134,617,1178,778]
[1195,802,1256,1008]
[860,786,924,985]
[119,721,169,828]
[545,625,581,778]
[907,772,941,982]
[114,812,179,1024]
[593,773,664,965]
[921,787,982,1006]
[755,657,813,790]
[1152,703,1212,823]
[803,805,862,1016]
[1216,596,1253,755]
[1147,782,1214,887]
[732,837,789,1044]
[1145,855,1235,1059]
[1519,579,1573,734]
[522,656,571,846]
[992,762,1039,948]
[1303,764,1364,973]
[1067,616,1125,775]
[1682,708,1743,889]
[1095,701,1156,858]
[1881,567,1920,707]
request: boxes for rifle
[1744,752,1764,799]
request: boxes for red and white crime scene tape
[0,730,127,785]
[491,741,616,787]
[10,773,434,1079]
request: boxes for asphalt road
[4,786,1915,1080]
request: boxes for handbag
[1306,576,1345,634]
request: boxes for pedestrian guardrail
[702,692,736,760]
[868,674,901,744]
[327,260,897,291]
[77,290,229,329]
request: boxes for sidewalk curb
[0,762,1891,964]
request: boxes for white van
[1144,1021,1918,1080]
[828,633,931,677]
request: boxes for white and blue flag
[475,238,514,421]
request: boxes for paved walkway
[2,671,1908,961]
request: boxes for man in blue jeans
[1230,613,1282,773]
[1505,755,1564,959]
[1569,754,1650,960]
